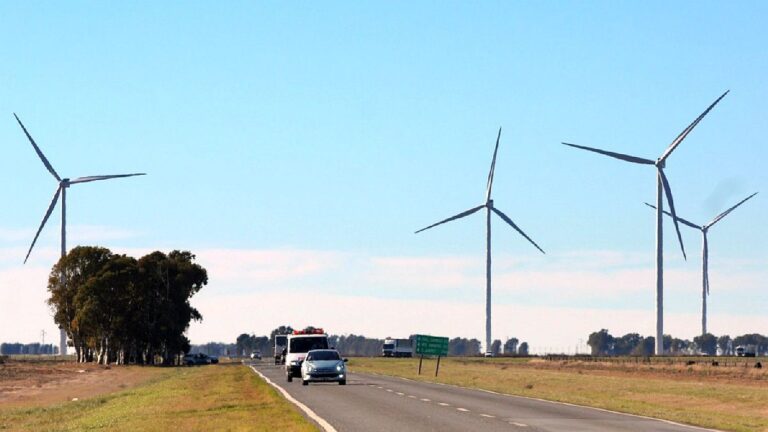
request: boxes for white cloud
[2,245,766,349]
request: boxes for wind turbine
[15,113,146,356]
[562,90,728,355]
[645,192,758,336]
[416,128,545,355]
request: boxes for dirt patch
[0,359,166,408]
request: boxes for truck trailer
[382,338,413,357]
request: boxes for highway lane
[249,361,716,432]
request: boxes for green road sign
[415,334,449,357]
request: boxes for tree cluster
[587,329,768,356]
[47,246,207,365]
[232,326,532,358]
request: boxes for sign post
[414,334,449,376]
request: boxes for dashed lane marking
[480,414,495,418]
[438,402,451,407]
[510,422,528,427]
[407,395,417,399]
[396,392,405,396]
[386,389,394,392]
[456,408,470,412]
[249,366,338,432]
[420,398,431,402]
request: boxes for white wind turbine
[16,114,146,356]
[645,192,758,336]
[562,91,729,355]
[416,128,545,355]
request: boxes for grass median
[0,363,316,432]
[349,356,768,432]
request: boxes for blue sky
[1,2,766,351]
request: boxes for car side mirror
[343,358,348,363]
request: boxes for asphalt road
[249,361,715,432]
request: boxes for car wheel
[339,380,346,385]
[302,380,309,386]
[286,373,293,382]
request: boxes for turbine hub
[655,159,665,168]
[61,178,71,187]
[486,199,494,208]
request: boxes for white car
[300,349,348,385]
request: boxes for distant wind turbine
[15,113,146,356]
[562,90,729,355]
[416,128,545,354]
[645,192,758,336]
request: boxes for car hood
[305,360,343,369]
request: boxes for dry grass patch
[350,357,768,432]
[0,363,316,432]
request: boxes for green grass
[350,357,768,432]
[0,364,317,432]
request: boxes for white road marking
[407,395,417,399]
[510,422,528,427]
[420,398,431,402]
[377,386,383,389]
[249,366,338,432]
[396,392,405,396]
[480,414,495,418]
[456,407,470,412]
[438,402,451,406]
[386,389,394,392]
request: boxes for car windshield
[306,351,340,361]
[290,337,328,353]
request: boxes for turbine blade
[561,142,655,165]
[703,233,709,296]
[415,204,485,234]
[659,90,729,163]
[14,114,61,182]
[706,192,758,228]
[69,173,147,184]
[24,187,61,264]
[486,127,502,202]
[659,169,687,260]
[491,207,545,254]
[643,202,701,229]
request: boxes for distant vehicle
[209,355,219,364]
[300,349,348,385]
[184,353,212,366]
[382,338,413,358]
[274,335,288,365]
[285,329,330,382]
[736,345,757,357]
[484,352,494,358]
[251,350,262,360]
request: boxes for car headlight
[336,363,344,371]
[290,360,300,366]
[307,364,315,372]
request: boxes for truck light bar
[292,328,325,335]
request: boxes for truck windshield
[275,336,287,345]
[383,344,395,349]
[290,337,328,353]
[306,351,340,361]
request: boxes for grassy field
[349,357,768,432]
[0,363,316,432]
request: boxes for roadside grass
[350,357,768,432]
[0,363,316,432]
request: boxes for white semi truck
[285,329,330,381]
[274,335,288,365]
[382,338,413,357]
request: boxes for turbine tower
[562,90,728,355]
[16,114,146,356]
[416,128,545,354]
[646,192,758,336]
